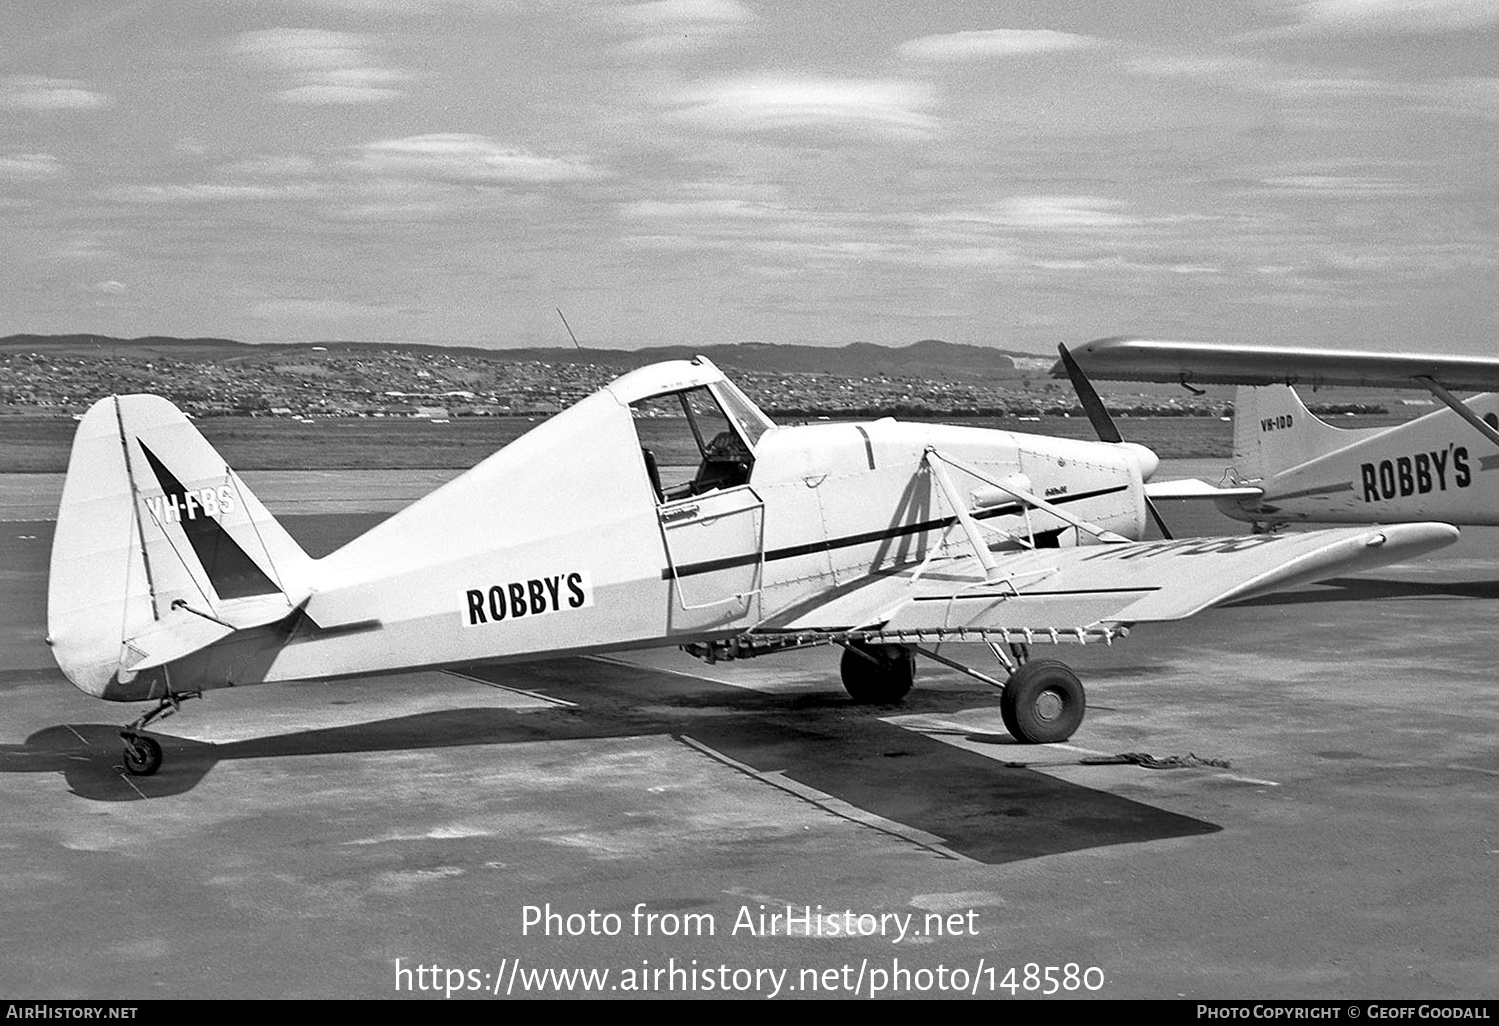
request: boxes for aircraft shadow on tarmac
[1229,575,1499,607]
[1,657,1220,865]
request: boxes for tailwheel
[1000,659,1085,744]
[839,643,915,704]
[116,690,199,776]
[121,734,163,776]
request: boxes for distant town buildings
[0,345,1379,421]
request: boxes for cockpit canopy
[607,358,776,503]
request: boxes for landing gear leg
[119,691,200,777]
[988,641,1030,672]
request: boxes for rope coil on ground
[1078,752,1232,770]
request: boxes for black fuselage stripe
[662,483,1129,579]
[1265,481,1353,501]
[854,425,876,470]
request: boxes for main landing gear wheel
[1000,660,1086,744]
[121,734,163,776]
[840,643,915,704]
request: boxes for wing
[1053,336,1499,392]
[755,523,1457,638]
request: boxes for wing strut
[914,644,1010,689]
[923,449,1004,582]
[923,447,1130,563]
[1413,375,1499,451]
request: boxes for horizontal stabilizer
[1145,478,1264,500]
[118,596,299,678]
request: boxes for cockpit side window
[632,386,755,503]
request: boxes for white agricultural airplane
[48,356,1458,776]
[1056,337,1499,529]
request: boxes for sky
[2,0,1496,354]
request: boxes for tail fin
[1231,385,1356,483]
[47,396,313,698]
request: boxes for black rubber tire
[1000,660,1085,744]
[122,736,162,776]
[839,644,915,704]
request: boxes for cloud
[1256,174,1426,197]
[1423,76,1499,118]
[0,76,110,111]
[1127,52,1499,120]
[908,246,1020,270]
[88,134,603,226]
[620,198,775,220]
[1126,54,1269,80]
[669,73,938,137]
[0,153,61,180]
[617,192,1035,277]
[898,28,1106,62]
[938,196,1137,231]
[234,28,409,104]
[48,238,116,262]
[230,0,521,9]
[619,0,752,24]
[357,134,604,183]
[97,183,326,204]
[249,299,394,321]
[614,0,755,53]
[1292,0,1499,32]
[223,155,329,177]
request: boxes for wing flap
[761,523,1458,635]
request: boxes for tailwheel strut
[119,691,201,777]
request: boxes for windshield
[710,380,774,447]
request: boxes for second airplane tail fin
[1231,385,1354,482]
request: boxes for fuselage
[131,361,1154,697]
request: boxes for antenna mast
[556,308,583,353]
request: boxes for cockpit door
[658,484,764,626]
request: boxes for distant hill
[0,334,1035,380]
[1,335,251,361]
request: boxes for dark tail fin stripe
[137,440,281,600]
